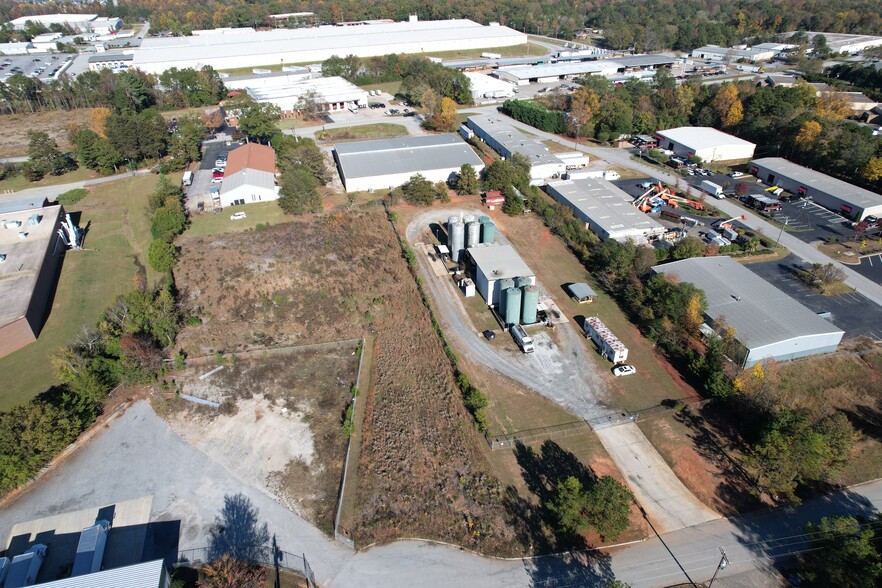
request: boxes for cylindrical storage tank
[521,285,539,324]
[505,285,522,326]
[498,278,514,316]
[450,221,465,262]
[481,222,496,243]
[514,276,531,289]
[463,214,477,225]
[478,215,490,225]
[466,221,480,249]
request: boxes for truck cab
[510,324,534,353]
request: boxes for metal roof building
[545,179,666,244]
[467,114,566,183]
[494,54,675,85]
[655,127,756,162]
[749,157,882,221]
[333,134,484,192]
[33,559,169,588]
[131,18,527,74]
[467,244,536,305]
[652,256,844,366]
[9,14,121,34]
[239,75,368,114]
[219,143,279,207]
[0,203,65,359]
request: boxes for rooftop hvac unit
[27,214,42,226]
[18,231,28,239]
[0,254,6,263]
[3,220,22,229]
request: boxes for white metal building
[690,44,776,62]
[218,143,279,207]
[655,127,756,162]
[545,179,666,244]
[494,54,675,85]
[131,18,527,74]
[467,114,566,184]
[0,41,34,55]
[32,559,170,588]
[464,72,515,101]
[87,53,133,71]
[8,14,121,34]
[749,157,882,221]
[232,75,368,115]
[333,134,484,192]
[652,256,844,366]
[467,244,535,305]
[792,31,882,55]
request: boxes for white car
[230,212,247,220]
[214,160,226,167]
[728,171,744,178]
[211,177,223,184]
[612,364,637,377]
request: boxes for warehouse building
[467,114,566,183]
[333,134,484,192]
[87,53,133,71]
[545,179,666,244]
[749,157,882,221]
[467,244,535,305]
[0,41,34,55]
[219,143,278,207]
[494,54,675,85]
[0,202,66,358]
[31,559,169,588]
[464,72,515,101]
[690,44,778,62]
[131,18,527,74]
[652,256,844,366]
[8,14,121,34]
[655,127,756,162]
[790,31,882,55]
[233,75,368,116]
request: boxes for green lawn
[277,118,325,131]
[359,81,402,96]
[315,123,409,143]
[0,167,99,194]
[421,43,547,59]
[0,175,161,410]
[184,201,294,238]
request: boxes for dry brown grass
[175,207,520,554]
[0,109,94,158]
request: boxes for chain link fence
[176,548,316,588]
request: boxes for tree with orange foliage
[711,84,743,128]
[795,120,822,151]
[88,107,111,138]
[815,92,852,120]
[198,555,265,588]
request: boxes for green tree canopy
[278,164,321,214]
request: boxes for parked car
[214,160,226,167]
[612,365,636,377]
[211,177,223,184]
[728,171,744,178]
[230,211,247,220]
[212,171,224,179]
[482,330,496,341]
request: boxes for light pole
[776,217,788,246]
[707,547,729,588]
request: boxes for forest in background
[1,0,881,50]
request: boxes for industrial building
[0,202,65,359]
[545,179,666,244]
[8,14,122,34]
[87,53,133,71]
[690,44,786,62]
[131,18,527,74]
[32,559,170,588]
[652,256,844,366]
[749,157,882,221]
[467,244,537,322]
[0,41,34,55]
[447,213,496,262]
[655,127,756,162]
[791,31,882,55]
[236,75,367,116]
[333,134,484,192]
[464,72,515,101]
[494,54,675,85]
[219,143,279,207]
[467,114,567,183]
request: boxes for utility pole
[707,547,730,588]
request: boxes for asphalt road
[0,169,152,206]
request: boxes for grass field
[277,118,325,130]
[0,167,99,194]
[0,175,161,410]
[315,123,409,142]
[184,202,294,238]
[421,43,548,59]
[0,109,94,158]
[359,81,402,96]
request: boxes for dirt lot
[174,207,520,554]
[0,109,94,158]
[157,347,358,534]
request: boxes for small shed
[566,282,597,303]
[483,191,505,209]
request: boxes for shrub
[56,188,89,206]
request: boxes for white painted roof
[656,127,756,151]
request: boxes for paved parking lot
[0,52,73,84]
[851,252,882,286]
[183,139,236,210]
[745,253,882,342]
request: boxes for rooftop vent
[0,253,6,263]
[27,214,42,226]
[3,220,22,229]
[18,231,29,239]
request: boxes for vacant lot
[159,346,358,534]
[0,175,160,410]
[175,208,520,554]
[0,109,94,158]
[185,202,294,238]
[315,123,409,143]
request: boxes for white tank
[466,221,480,249]
[450,221,465,262]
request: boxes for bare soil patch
[0,109,94,158]
[174,208,519,554]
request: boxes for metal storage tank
[521,285,539,324]
[498,278,515,316]
[481,221,496,243]
[505,285,522,325]
[514,276,531,289]
[478,215,490,224]
[466,221,480,249]
[463,214,477,225]
[447,215,459,249]
[449,221,465,262]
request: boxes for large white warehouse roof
[241,76,367,111]
[468,244,534,280]
[656,127,756,153]
[132,19,526,74]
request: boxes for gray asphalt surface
[0,169,151,205]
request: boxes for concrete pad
[595,423,720,533]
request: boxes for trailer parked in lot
[583,316,628,363]
[699,179,724,198]
[72,520,111,576]
[5,545,47,588]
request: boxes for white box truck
[583,317,628,363]
[481,52,502,59]
[510,324,534,353]
[182,170,193,186]
[700,180,724,199]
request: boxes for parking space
[183,139,236,210]
[0,52,73,84]
[852,252,882,286]
[745,253,882,342]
